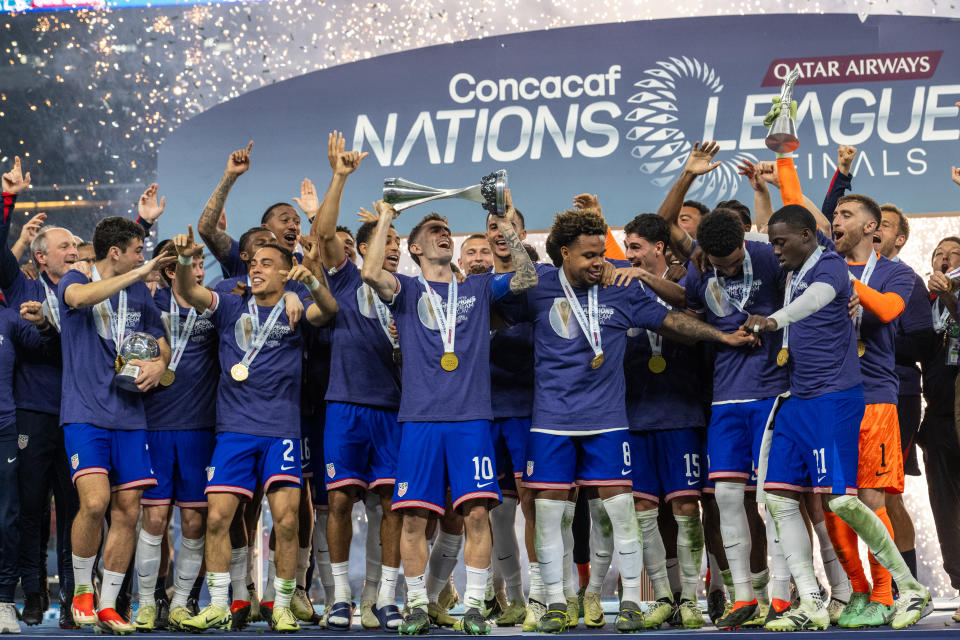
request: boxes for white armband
[769,281,837,329]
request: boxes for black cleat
[21,593,44,626]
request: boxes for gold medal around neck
[777,348,789,367]
[591,352,605,370]
[857,340,866,358]
[114,355,125,374]
[648,354,667,374]
[159,369,175,387]
[230,363,249,382]
[440,352,459,371]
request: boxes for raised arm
[2,156,33,276]
[11,213,45,262]
[136,182,166,231]
[171,225,215,313]
[361,201,401,302]
[197,141,252,262]
[822,146,856,222]
[498,189,538,293]
[63,250,176,309]
[657,141,721,257]
[738,159,774,231]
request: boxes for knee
[401,511,429,537]
[78,490,110,519]
[180,511,205,539]
[462,506,489,535]
[273,510,299,539]
[206,505,235,536]
[141,508,168,535]
[327,489,355,517]
[672,498,699,518]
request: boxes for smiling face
[247,246,289,296]
[561,234,606,287]
[459,236,493,275]
[932,240,960,274]
[678,205,701,238]
[262,204,301,252]
[875,210,905,258]
[112,238,145,275]
[35,227,79,280]
[409,219,453,265]
[485,213,526,261]
[623,232,662,272]
[338,231,357,264]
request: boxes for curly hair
[696,209,744,258]
[549,209,607,250]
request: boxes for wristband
[306,276,321,291]
[177,254,192,266]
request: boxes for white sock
[534,499,567,605]
[245,544,256,587]
[674,514,704,602]
[100,569,126,610]
[561,501,577,599]
[262,550,277,602]
[604,493,643,600]
[274,577,295,609]
[405,574,427,612]
[363,494,383,603]
[637,509,671,601]
[377,565,399,609]
[490,498,524,603]
[332,561,351,603]
[426,531,461,602]
[765,494,823,610]
[229,547,249,603]
[172,536,205,609]
[136,530,163,608]
[314,512,334,604]
[528,562,544,603]
[72,554,96,595]
[813,520,851,601]
[464,565,488,611]
[707,552,723,591]
[752,568,770,606]
[207,572,230,609]
[586,498,613,595]
[765,515,791,604]
[485,560,495,599]
[296,546,310,588]
[714,482,754,602]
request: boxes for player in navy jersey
[361,196,537,636]
[459,234,494,275]
[58,216,176,634]
[132,239,218,631]
[683,209,788,628]
[171,227,337,633]
[507,209,753,633]
[0,157,80,629]
[197,142,304,280]
[744,204,930,631]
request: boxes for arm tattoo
[198,173,237,260]
[662,309,724,343]
[499,220,538,293]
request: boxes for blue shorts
[205,432,302,499]
[300,422,314,479]
[303,410,328,508]
[393,420,501,515]
[491,417,530,481]
[63,423,157,491]
[324,402,399,491]
[523,429,633,490]
[630,428,705,503]
[706,398,778,483]
[142,430,215,507]
[765,386,863,495]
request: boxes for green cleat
[537,603,568,634]
[271,606,300,633]
[837,591,870,628]
[826,597,846,626]
[845,601,895,628]
[460,608,490,635]
[134,605,156,632]
[644,598,674,629]
[427,601,456,627]
[582,591,605,628]
[615,601,645,633]
[166,605,191,631]
[494,601,526,626]
[521,600,545,632]
[398,607,430,635]
[565,596,579,629]
[678,599,704,629]
[891,586,932,630]
[180,604,231,633]
[763,602,829,631]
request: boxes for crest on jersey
[326,463,335,478]
[17,434,28,450]
[71,454,79,470]
[206,466,215,481]
[526,461,534,477]
[397,482,408,497]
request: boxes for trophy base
[115,366,143,393]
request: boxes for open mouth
[437,239,451,250]
[872,234,881,245]
[251,277,265,287]
[283,232,298,244]
[384,254,400,268]
[833,229,845,243]
[495,239,507,251]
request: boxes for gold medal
[648,354,666,374]
[230,363,249,382]
[857,340,866,358]
[776,347,789,367]
[591,352,605,369]
[392,349,402,366]
[159,369,175,387]
[114,355,126,374]
[440,352,459,371]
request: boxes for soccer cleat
[837,591,870,628]
[427,601,456,627]
[565,595,579,629]
[706,588,726,625]
[398,607,430,635]
[461,607,490,635]
[259,600,274,625]
[185,597,200,618]
[716,599,757,630]
[644,598,674,629]
[678,599,704,629]
[537,603,568,634]
[615,600,644,633]
[167,606,191,631]
[847,600,895,627]
[522,600,545,632]
[483,594,503,621]
[826,597,846,625]
[741,600,769,628]
[59,597,79,630]
[763,601,829,631]
[495,600,527,626]
[72,592,98,626]
[134,604,156,632]
[290,587,316,622]
[20,594,42,626]
[582,591,605,628]
[359,600,379,629]
[891,586,932,630]
[437,580,459,611]
[229,600,251,631]
[97,608,136,635]
[325,601,352,631]
[0,603,21,634]
[154,599,169,630]
[271,606,300,633]
[180,604,231,632]
[764,598,791,625]
[247,583,262,622]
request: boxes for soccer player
[0,157,80,629]
[58,216,175,634]
[657,141,722,259]
[172,227,337,633]
[361,195,537,636]
[459,233,494,275]
[684,209,788,628]
[620,213,705,630]
[133,237,218,631]
[512,208,753,633]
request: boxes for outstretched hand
[293,178,320,220]
[328,130,368,176]
[226,141,254,176]
[2,156,31,195]
[173,224,206,259]
[18,213,47,245]
[138,183,166,223]
[736,159,766,192]
[572,193,602,215]
[684,141,722,176]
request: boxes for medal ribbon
[716,243,754,313]
[558,268,603,361]
[932,300,951,333]
[852,250,878,341]
[168,294,199,373]
[364,283,399,350]
[780,247,823,352]
[239,298,285,369]
[645,268,673,357]
[418,275,457,356]
[40,274,60,331]
[91,264,128,354]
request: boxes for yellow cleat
[166,605,191,631]
[428,601,457,627]
[272,605,300,633]
[495,601,527,627]
[134,605,155,632]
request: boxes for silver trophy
[383,170,508,215]
[115,332,160,392]
[765,67,801,153]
